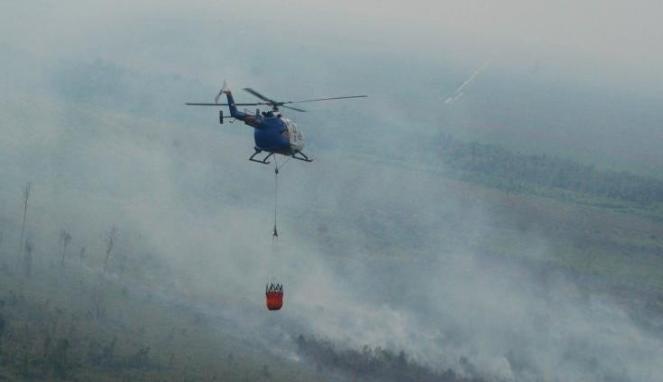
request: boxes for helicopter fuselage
[227,92,304,155]
[253,114,303,155]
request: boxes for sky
[4,0,663,82]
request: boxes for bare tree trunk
[24,239,33,278]
[0,231,4,269]
[103,226,117,272]
[60,230,71,267]
[17,183,31,273]
[79,246,86,266]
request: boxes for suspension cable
[273,157,279,238]
[276,156,292,171]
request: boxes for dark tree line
[295,335,483,382]
[438,134,663,205]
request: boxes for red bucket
[266,284,284,311]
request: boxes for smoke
[3,59,662,382]
[258,157,663,381]
[444,61,490,105]
[1,2,663,381]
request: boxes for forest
[438,133,663,212]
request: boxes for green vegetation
[0,254,315,381]
[429,135,663,298]
[313,142,663,301]
[437,133,663,221]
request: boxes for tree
[49,338,71,378]
[103,226,118,272]
[0,312,6,353]
[79,246,87,265]
[24,238,33,278]
[0,231,5,270]
[17,182,31,272]
[60,230,72,267]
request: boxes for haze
[1,1,662,381]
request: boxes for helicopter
[186,82,367,164]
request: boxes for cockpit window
[283,118,302,143]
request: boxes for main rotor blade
[243,88,277,104]
[287,95,368,104]
[281,105,307,112]
[185,102,266,106]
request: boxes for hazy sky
[3,0,663,87]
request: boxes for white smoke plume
[444,61,490,104]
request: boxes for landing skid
[249,149,274,165]
[248,149,313,165]
[291,151,313,162]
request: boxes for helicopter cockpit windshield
[284,118,304,151]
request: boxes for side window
[291,127,297,142]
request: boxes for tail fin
[214,80,231,103]
[218,81,246,121]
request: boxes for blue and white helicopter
[186,82,366,164]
